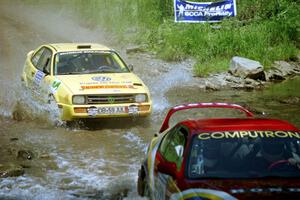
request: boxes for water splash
[11,85,63,126]
[0,176,77,200]
[122,131,148,154]
[150,67,193,113]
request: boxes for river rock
[265,70,286,81]
[229,56,265,80]
[12,102,24,121]
[225,75,243,83]
[17,150,34,160]
[271,61,296,76]
[126,46,145,54]
[205,80,221,91]
[10,137,19,141]
[279,96,300,104]
[205,73,227,90]
[0,164,25,178]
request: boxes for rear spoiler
[159,102,254,133]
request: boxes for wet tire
[65,120,82,128]
[137,169,145,196]
[137,168,150,197]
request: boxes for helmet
[261,141,284,162]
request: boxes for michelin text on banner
[174,0,237,23]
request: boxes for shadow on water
[66,117,152,131]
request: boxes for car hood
[56,73,148,94]
[177,179,300,200]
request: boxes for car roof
[181,118,299,134]
[48,43,111,53]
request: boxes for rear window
[188,130,300,179]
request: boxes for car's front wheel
[137,168,150,197]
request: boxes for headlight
[135,94,147,103]
[72,95,86,104]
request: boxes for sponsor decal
[149,141,162,195]
[50,79,61,94]
[174,0,237,23]
[91,76,111,82]
[79,82,99,85]
[198,131,300,140]
[80,81,132,85]
[230,187,300,194]
[81,85,136,90]
[171,188,237,200]
[34,70,45,86]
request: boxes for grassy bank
[27,0,300,77]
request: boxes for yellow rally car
[21,43,152,121]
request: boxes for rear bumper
[58,102,152,121]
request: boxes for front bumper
[58,102,152,121]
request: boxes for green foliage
[194,58,229,77]
[34,0,299,77]
[145,0,300,76]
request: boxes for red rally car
[137,103,300,200]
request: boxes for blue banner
[174,0,237,23]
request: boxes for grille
[87,94,135,104]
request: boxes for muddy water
[0,1,300,200]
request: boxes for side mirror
[157,160,177,178]
[175,145,184,157]
[128,64,133,71]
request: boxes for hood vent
[77,45,91,49]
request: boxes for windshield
[54,51,130,75]
[188,130,300,179]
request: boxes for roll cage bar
[159,102,254,133]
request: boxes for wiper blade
[84,69,116,74]
[65,72,83,75]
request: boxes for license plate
[87,106,126,116]
[98,106,126,114]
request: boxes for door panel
[25,46,53,101]
[153,126,189,199]
[25,47,44,87]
